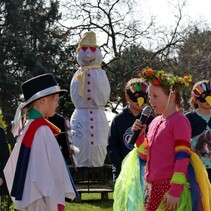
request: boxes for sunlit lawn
[2,193,113,211]
[65,193,113,211]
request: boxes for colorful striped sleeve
[175,139,191,160]
[168,139,191,197]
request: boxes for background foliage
[0,0,211,144]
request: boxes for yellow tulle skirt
[113,149,211,211]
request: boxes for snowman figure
[70,31,110,167]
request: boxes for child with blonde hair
[114,68,211,211]
[4,73,77,211]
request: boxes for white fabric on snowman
[70,31,110,167]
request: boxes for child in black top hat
[4,73,77,211]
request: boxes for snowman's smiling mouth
[82,58,95,65]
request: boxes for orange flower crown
[138,67,192,90]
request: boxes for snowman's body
[70,46,110,167]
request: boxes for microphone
[129,106,153,145]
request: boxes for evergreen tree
[0,0,76,141]
[0,110,7,129]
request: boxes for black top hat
[21,73,67,108]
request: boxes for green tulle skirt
[113,148,145,211]
[113,148,211,211]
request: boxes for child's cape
[11,118,61,200]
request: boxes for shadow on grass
[75,199,113,206]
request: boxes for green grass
[1,193,114,211]
[65,193,114,211]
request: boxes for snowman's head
[76,31,102,67]
[77,47,102,66]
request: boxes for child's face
[128,97,145,110]
[44,94,59,117]
[148,84,169,114]
[125,93,145,111]
[196,99,211,110]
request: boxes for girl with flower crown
[185,80,211,182]
[113,68,211,211]
[135,68,192,211]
